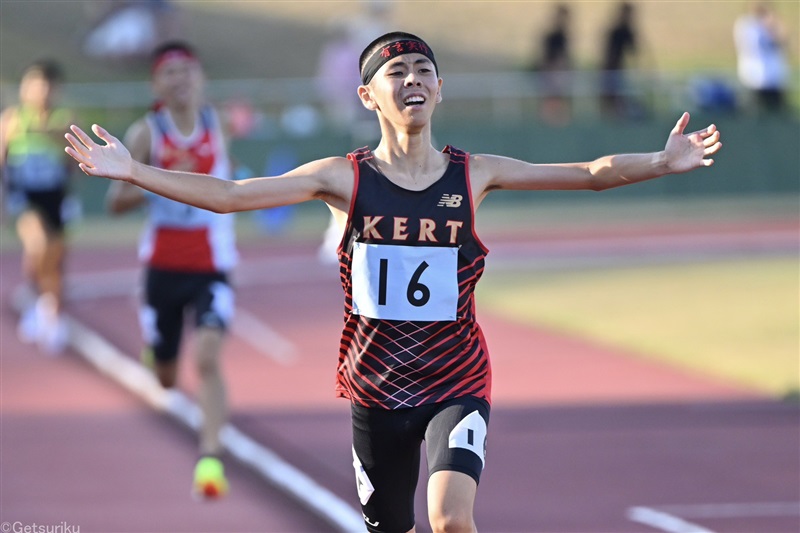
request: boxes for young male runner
[104,42,236,499]
[1,60,75,354]
[67,31,722,532]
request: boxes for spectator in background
[316,21,365,135]
[599,1,640,119]
[104,42,236,500]
[316,1,392,140]
[316,2,390,264]
[0,60,75,354]
[734,1,790,114]
[82,0,182,61]
[530,3,573,126]
[316,20,376,264]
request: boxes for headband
[152,49,197,74]
[360,38,438,85]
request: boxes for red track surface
[2,221,798,533]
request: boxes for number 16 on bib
[351,243,459,322]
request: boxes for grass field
[478,256,799,398]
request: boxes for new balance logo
[437,193,463,208]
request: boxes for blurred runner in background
[1,59,76,354]
[104,41,236,500]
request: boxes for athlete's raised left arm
[470,112,721,201]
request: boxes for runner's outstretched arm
[473,112,722,196]
[66,124,350,213]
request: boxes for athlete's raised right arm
[66,124,353,213]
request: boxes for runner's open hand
[663,112,722,174]
[65,124,133,181]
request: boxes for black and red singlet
[336,146,492,410]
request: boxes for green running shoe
[193,456,228,500]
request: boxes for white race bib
[351,243,458,321]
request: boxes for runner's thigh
[425,396,490,483]
[351,403,431,532]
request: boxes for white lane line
[233,307,297,365]
[627,502,800,532]
[627,506,716,533]
[654,502,800,519]
[10,286,366,533]
[70,317,365,532]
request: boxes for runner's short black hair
[23,59,64,83]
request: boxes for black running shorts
[140,268,233,362]
[351,395,490,532]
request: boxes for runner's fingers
[688,124,716,139]
[91,124,119,146]
[64,133,91,162]
[63,140,96,175]
[704,142,722,156]
[703,130,720,146]
[671,112,690,135]
[65,147,94,174]
[68,125,97,149]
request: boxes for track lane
[3,217,798,532]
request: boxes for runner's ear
[358,86,378,111]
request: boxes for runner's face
[367,53,441,129]
[19,71,57,110]
[152,56,204,109]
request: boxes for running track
[2,217,798,532]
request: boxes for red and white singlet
[139,105,237,273]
